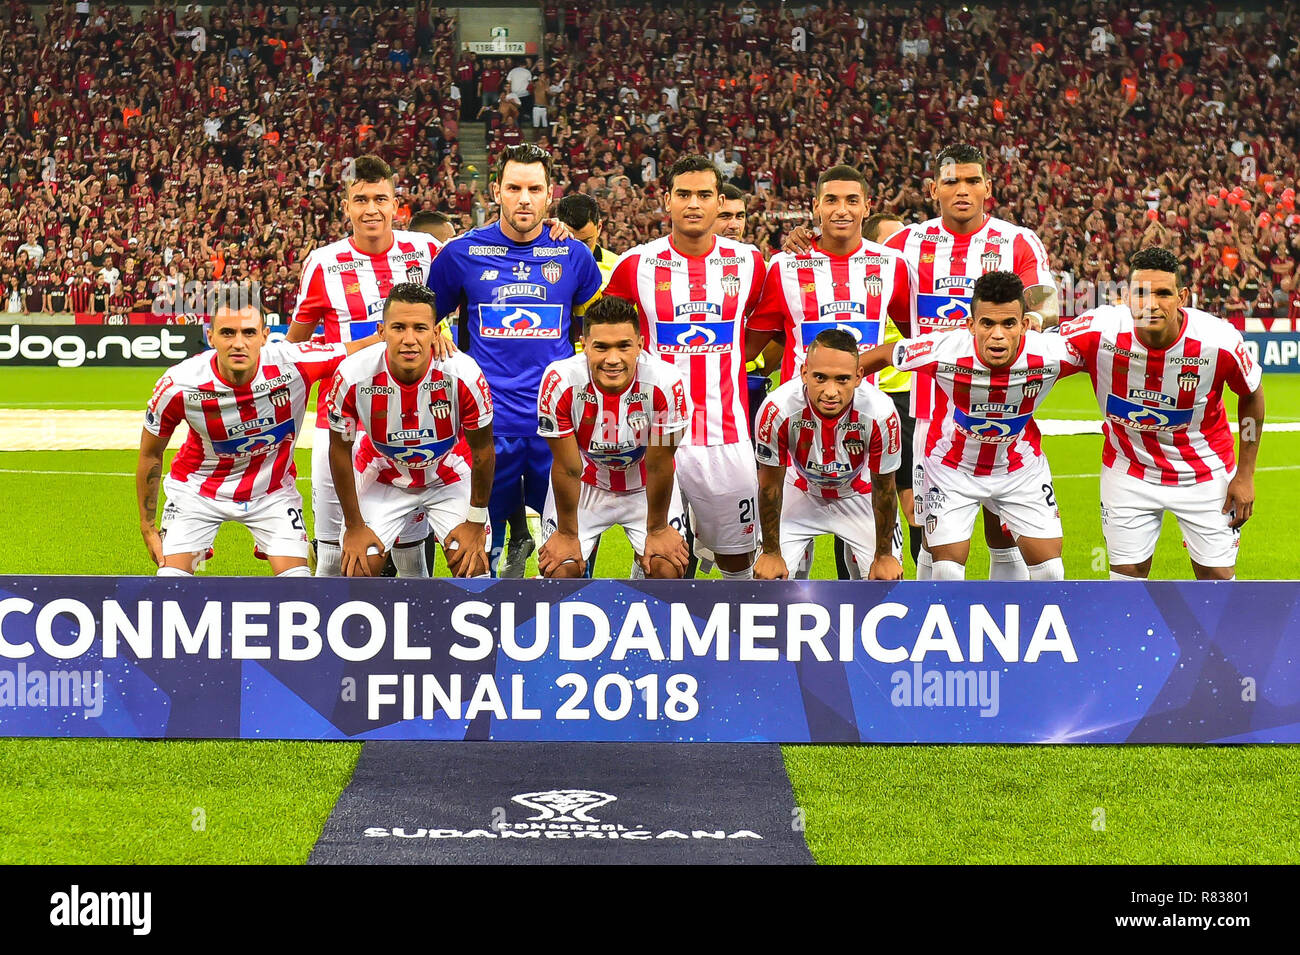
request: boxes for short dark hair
[583,295,640,336]
[934,144,986,178]
[496,143,553,186]
[816,164,868,197]
[864,212,903,242]
[808,327,860,359]
[409,209,453,231]
[556,193,601,230]
[719,183,746,202]
[1129,247,1184,288]
[349,155,394,194]
[664,154,723,193]
[970,271,1026,313]
[382,282,438,322]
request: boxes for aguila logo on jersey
[657,320,733,354]
[211,418,296,457]
[863,274,883,297]
[817,301,866,321]
[720,273,741,298]
[980,251,1002,273]
[800,459,853,482]
[971,402,1021,415]
[1128,388,1174,406]
[953,409,1031,443]
[1105,394,1194,432]
[1178,370,1199,392]
[589,444,646,469]
[512,262,532,280]
[541,260,563,284]
[479,303,564,339]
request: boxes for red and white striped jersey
[537,351,690,492]
[891,330,1083,477]
[753,378,902,500]
[1060,305,1262,486]
[886,215,1054,419]
[604,234,766,446]
[748,238,917,383]
[145,341,348,502]
[291,230,443,427]
[326,345,493,491]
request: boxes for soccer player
[556,193,617,289]
[426,143,602,576]
[1059,247,1264,580]
[326,284,496,578]
[137,306,373,577]
[858,272,1083,581]
[753,329,903,581]
[716,184,749,241]
[605,155,768,579]
[288,155,445,578]
[536,295,691,578]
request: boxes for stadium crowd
[1,0,1298,322]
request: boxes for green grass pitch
[0,369,1296,864]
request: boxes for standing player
[605,155,768,579]
[426,143,603,575]
[556,194,618,289]
[288,155,445,578]
[753,329,903,581]
[137,306,373,576]
[716,184,749,241]
[409,209,457,244]
[1060,247,1264,580]
[536,296,691,578]
[326,284,496,578]
[858,273,1082,580]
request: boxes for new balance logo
[480,269,499,281]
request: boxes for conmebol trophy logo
[512,789,617,823]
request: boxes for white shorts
[1100,467,1240,568]
[312,427,429,544]
[921,455,1061,548]
[540,480,685,560]
[356,472,489,555]
[160,477,309,559]
[911,419,930,513]
[778,485,886,573]
[674,441,759,556]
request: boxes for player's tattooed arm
[538,434,586,577]
[640,442,689,578]
[445,423,495,578]
[1023,283,1060,331]
[330,428,383,577]
[869,471,904,580]
[753,463,789,580]
[1226,384,1265,528]
[136,429,169,567]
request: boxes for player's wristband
[466,506,489,524]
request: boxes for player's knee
[645,557,682,579]
[1192,562,1235,581]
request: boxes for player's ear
[1177,285,1189,307]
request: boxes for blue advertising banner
[0,577,1294,743]
[1243,333,1300,372]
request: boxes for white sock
[629,561,646,580]
[1108,570,1145,580]
[314,541,342,577]
[391,544,429,578]
[1027,557,1065,581]
[916,548,934,580]
[930,559,966,581]
[157,566,191,577]
[795,542,813,580]
[988,546,1029,581]
[719,565,753,581]
[276,565,311,578]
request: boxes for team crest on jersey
[720,273,741,298]
[627,410,649,431]
[429,397,452,419]
[268,387,291,408]
[863,274,883,297]
[843,437,865,456]
[926,515,938,535]
[1178,370,1199,392]
[405,264,425,283]
[542,260,563,284]
[980,251,1002,272]
[1022,380,1043,399]
[512,262,532,280]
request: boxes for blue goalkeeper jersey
[427,222,602,438]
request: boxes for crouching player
[752,328,904,580]
[326,284,496,577]
[137,305,374,577]
[858,272,1083,580]
[536,296,692,578]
